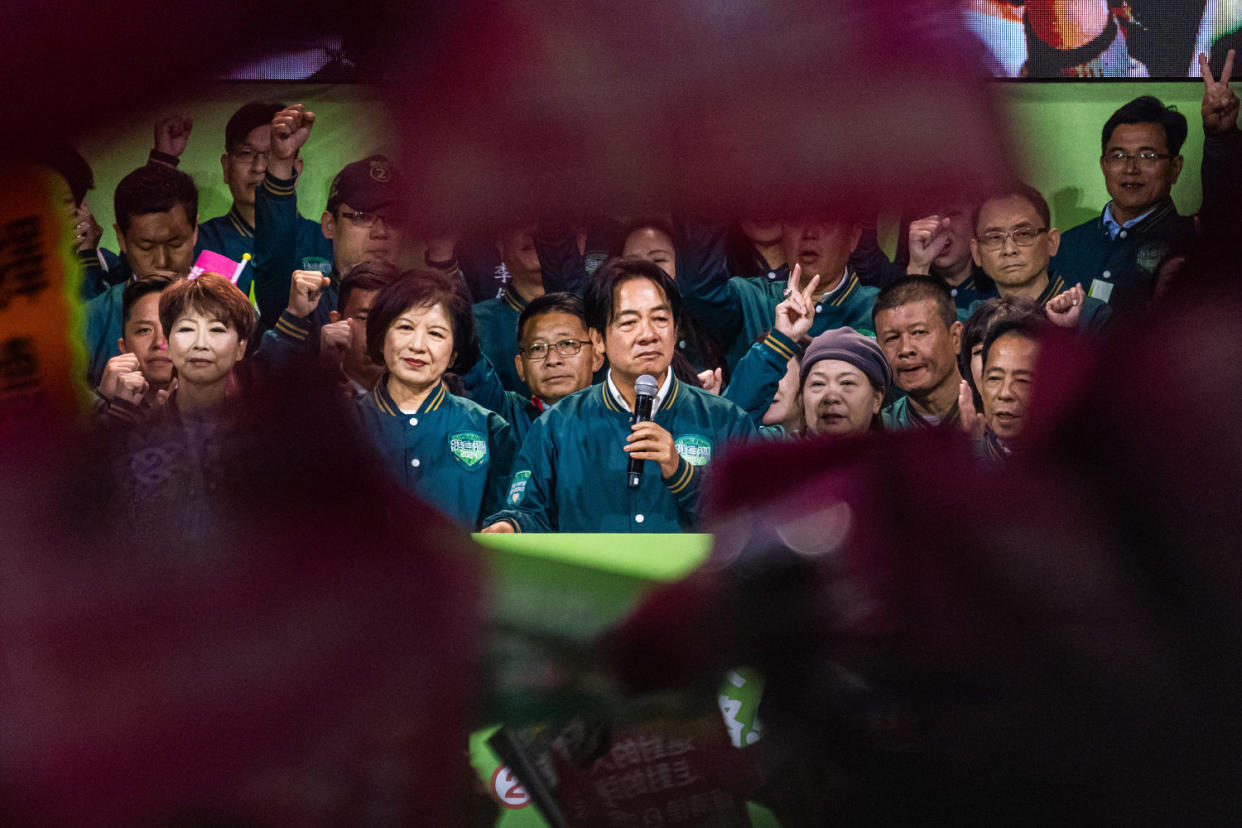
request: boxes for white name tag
[1089,279,1114,303]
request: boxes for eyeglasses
[229,148,271,165]
[976,227,1047,251]
[522,339,587,360]
[339,210,402,229]
[1101,150,1173,167]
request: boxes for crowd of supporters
[48,53,1241,533]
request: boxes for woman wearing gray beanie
[798,326,892,436]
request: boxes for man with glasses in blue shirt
[1054,51,1242,317]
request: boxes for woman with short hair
[158,271,255,415]
[357,269,516,529]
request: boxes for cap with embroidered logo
[327,154,402,214]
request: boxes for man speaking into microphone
[483,258,756,533]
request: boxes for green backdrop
[80,83,394,252]
[79,80,1211,257]
[1003,80,1207,233]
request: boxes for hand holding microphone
[624,374,678,486]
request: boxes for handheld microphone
[627,374,659,489]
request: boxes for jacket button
[635,513,645,524]
[410,458,421,468]
[1101,270,1111,279]
[409,417,419,426]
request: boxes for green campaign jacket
[473,284,531,398]
[722,329,799,427]
[881,394,960,431]
[460,353,544,446]
[357,378,516,529]
[252,171,337,334]
[680,266,879,370]
[486,376,757,533]
[199,202,326,301]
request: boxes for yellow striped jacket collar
[373,375,447,417]
[226,203,254,238]
[500,283,529,313]
[1034,271,1067,307]
[808,268,859,308]
[600,371,680,415]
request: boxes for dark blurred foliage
[608,275,1242,823]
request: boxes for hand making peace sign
[1200,49,1238,138]
[774,263,820,343]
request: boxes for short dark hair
[981,312,1047,370]
[516,292,587,346]
[35,144,94,206]
[338,260,399,314]
[225,101,283,152]
[159,273,256,345]
[959,297,1038,405]
[1101,96,1188,156]
[365,269,476,373]
[872,276,957,332]
[584,256,682,336]
[122,273,175,327]
[114,164,198,236]
[972,182,1050,236]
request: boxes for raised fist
[154,115,193,158]
[98,353,142,400]
[287,270,330,319]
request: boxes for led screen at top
[967,0,1240,78]
[215,3,1242,81]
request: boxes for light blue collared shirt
[1102,203,1154,239]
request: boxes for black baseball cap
[327,154,402,214]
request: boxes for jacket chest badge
[300,256,332,275]
[1135,243,1168,275]
[448,430,489,471]
[674,434,712,466]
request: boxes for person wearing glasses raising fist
[144,104,332,302]
[200,103,329,300]
[969,184,1111,334]
[252,103,404,336]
